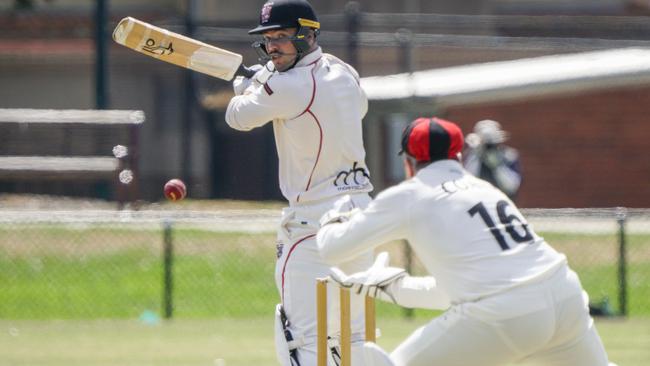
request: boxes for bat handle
[236,64,257,78]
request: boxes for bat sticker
[142,39,174,56]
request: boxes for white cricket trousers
[391,264,610,366]
[274,193,373,366]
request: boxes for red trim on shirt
[281,234,316,303]
[263,83,274,95]
[301,110,323,197]
[296,61,322,203]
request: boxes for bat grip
[236,64,257,78]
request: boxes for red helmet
[400,117,464,163]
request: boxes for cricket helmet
[249,0,320,58]
[400,117,464,163]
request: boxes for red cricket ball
[164,179,187,201]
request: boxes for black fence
[1,208,648,320]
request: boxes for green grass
[0,226,649,364]
[543,232,650,316]
[1,228,650,318]
[0,318,647,366]
[0,250,162,318]
[0,229,279,319]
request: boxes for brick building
[1,0,650,206]
[362,49,650,207]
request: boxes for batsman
[225,1,374,365]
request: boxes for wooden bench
[0,108,145,204]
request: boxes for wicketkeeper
[317,117,614,366]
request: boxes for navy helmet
[250,0,320,60]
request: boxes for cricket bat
[112,17,255,81]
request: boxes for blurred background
[2,0,650,205]
[1,1,650,365]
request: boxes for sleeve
[383,276,451,310]
[342,58,368,118]
[323,53,367,117]
[359,84,369,118]
[225,76,307,131]
[316,184,412,264]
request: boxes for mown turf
[0,318,648,366]
[1,228,649,318]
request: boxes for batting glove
[232,64,263,96]
[253,60,275,85]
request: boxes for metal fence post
[396,28,414,75]
[94,0,109,109]
[163,220,174,319]
[395,27,415,320]
[616,207,628,317]
[344,1,361,72]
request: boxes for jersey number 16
[468,200,533,251]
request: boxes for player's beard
[269,51,298,72]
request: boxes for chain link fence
[1,208,649,320]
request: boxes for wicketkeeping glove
[328,252,407,303]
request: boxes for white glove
[329,252,407,303]
[319,195,361,227]
[253,60,276,84]
[232,61,277,96]
[232,64,262,96]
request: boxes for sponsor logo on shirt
[334,162,370,191]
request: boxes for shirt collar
[416,159,466,183]
[295,47,322,67]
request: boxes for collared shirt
[226,47,373,205]
[317,160,566,304]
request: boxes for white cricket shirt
[317,160,567,304]
[226,47,373,205]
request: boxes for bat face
[113,17,244,81]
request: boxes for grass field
[1,218,649,365]
[2,228,649,318]
[0,317,648,366]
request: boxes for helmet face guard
[252,18,320,63]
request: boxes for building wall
[443,85,650,208]
[2,1,648,206]
[7,44,647,207]
[195,0,490,21]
